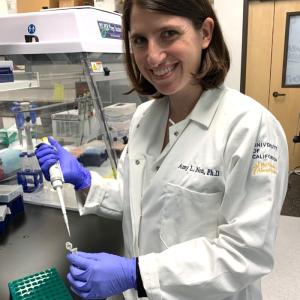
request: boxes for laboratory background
[0,0,299,299]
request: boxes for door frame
[240,0,286,93]
[240,0,250,93]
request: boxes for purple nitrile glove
[66,251,137,299]
[35,136,91,190]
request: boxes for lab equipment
[67,251,137,299]
[66,241,77,254]
[0,7,141,182]
[0,127,18,145]
[0,184,24,219]
[0,205,10,234]
[78,146,108,167]
[0,161,3,181]
[50,161,71,237]
[17,151,43,193]
[19,152,28,170]
[51,94,100,146]
[28,151,40,171]
[11,102,37,149]
[0,60,13,83]
[51,103,100,146]
[103,102,136,142]
[8,268,72,300]
[36,136,91,190]
[0,148,21,181]
[41,137,71,238]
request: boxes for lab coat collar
[129,86,225,157]
[128,97,168,157]
[189,85,225,129]
[139,85,225,131]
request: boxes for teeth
[153,65,175,76]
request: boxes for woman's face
[129,5,213,98]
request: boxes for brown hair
[122,0,230,97]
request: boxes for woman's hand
[67,251,137,299]
[35,136,91,190]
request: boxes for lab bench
[0,203,124,300]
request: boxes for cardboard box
[94,0,115,11]
[59,0,94,7]
[17,0,59,13]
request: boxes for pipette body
[48,160,71,237]
[41,138,71,237]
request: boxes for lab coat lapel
[128,98,168,254]
[130,98,168,157]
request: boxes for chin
[153,85,179,96]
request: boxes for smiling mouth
[151,64,177,77]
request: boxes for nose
[146,40,166,68]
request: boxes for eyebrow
[130,25,182,39]
[129,32,142,40]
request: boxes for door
[269,1,300,169]
[245,0,300,170]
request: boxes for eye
[131,36,147,47]
[161,30,179,39]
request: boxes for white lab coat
[76,86,289,300]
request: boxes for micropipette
[50,164,71,237]
[41,138,71,237]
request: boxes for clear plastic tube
[19,152,27,171]
[27,152,40,171]
[27,152,38,172]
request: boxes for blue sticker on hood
[28,24,36,34]
[98,21,122,39]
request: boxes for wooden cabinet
[16,0,95,12]
[17,0,59,13]
[59,0,94,7]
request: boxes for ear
[201,17,214,49]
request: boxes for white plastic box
[51,109,101,145]
[103,102,136,141]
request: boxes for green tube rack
[8,267,72,300]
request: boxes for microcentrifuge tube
[66,242,77,254]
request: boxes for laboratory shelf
[0,79,39,92]
[0,72,39,92]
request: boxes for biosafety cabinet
[0,7,141,177]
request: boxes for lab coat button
[137,124,140,128]
[174,131,179,136]
[156,166,160,171]
[135,160,140,165]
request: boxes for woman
[35,0,289,299]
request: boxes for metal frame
[282,11,300,88]
[82,53,118,177]
[240,0,250,93]
[241,1,300,92]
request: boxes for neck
[168,85,203,123]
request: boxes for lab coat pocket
[159,183,223,248]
